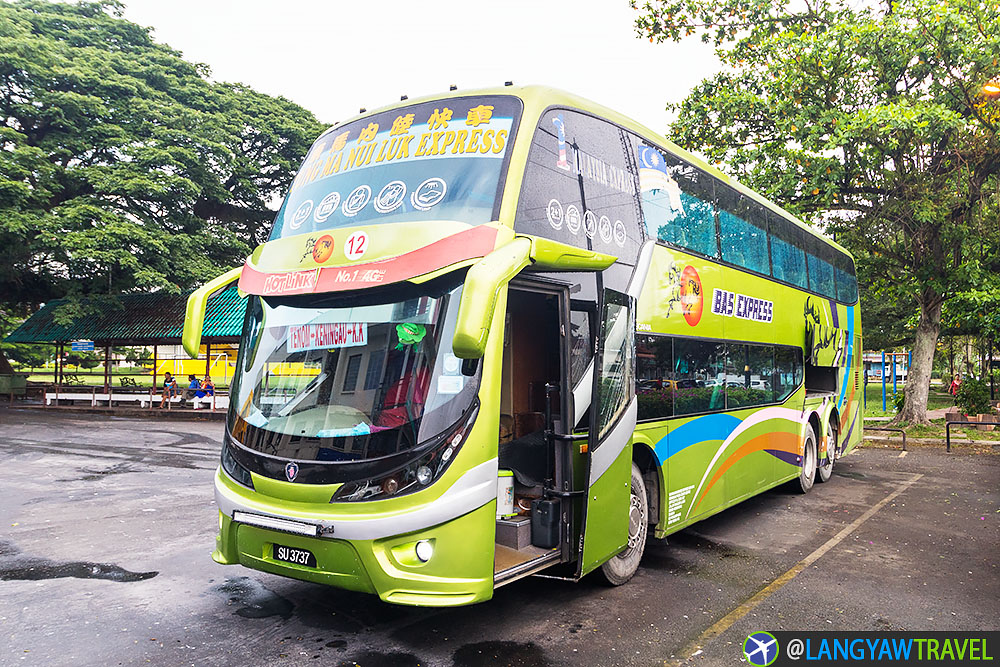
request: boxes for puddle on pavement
[452,640,551,667]
[835,470,867,480]
[78,461,141,481]
[0,557,157,582]
[216,577,294,619]
[0,538,156,583]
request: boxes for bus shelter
[4,284,246,409]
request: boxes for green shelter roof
[5,283,246,345]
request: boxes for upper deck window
[515,109,645,265]
[270,96,522,240]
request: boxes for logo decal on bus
[262,269,318,296]
[680,265,704,326]
[285,462,299,482]
[312,235,335,263]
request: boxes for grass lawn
[863,384,955,418]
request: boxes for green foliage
[633,0,1000,422]
[955,378,991,416]
[0,0,325,314]
[124,347,152,364]
[65,352,100,369]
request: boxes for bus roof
[320,85,853,259]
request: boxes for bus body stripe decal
[691,431,801,512]
[684,407,807,520]
[654,413,741,463]
[836,307,855,412]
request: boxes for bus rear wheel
[816,420,837,483]
[600,461,648,586]
[795,428,817,494]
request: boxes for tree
[0,0,325,317]
[633,0,1000,423]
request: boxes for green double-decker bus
[184,86,862,606]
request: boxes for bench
[192,393,230,411]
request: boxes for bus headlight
[330,405,478,503]
[221,441,255,489]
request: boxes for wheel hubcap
[626,489,645,550]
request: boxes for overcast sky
[122,0,721,135]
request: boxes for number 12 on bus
[184,86,862,606]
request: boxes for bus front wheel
[600,461,648,586]
[795,428,817,493]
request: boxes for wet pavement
[0,409,997,666]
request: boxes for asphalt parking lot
[1,409,997,667]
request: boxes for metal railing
[865,426,907,451]
[945,420,994,453]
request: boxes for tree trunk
[896,292,942,424]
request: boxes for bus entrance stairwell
[494,285,568,582]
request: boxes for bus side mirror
[452,238,532,359]
[451,235,616,359]
[183,267,243,359]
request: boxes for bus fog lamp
[416,466,432,485]
[415,540,433,562]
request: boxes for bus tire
[600,461,648,586]
[816,419,837,483]
[796,427,817,493]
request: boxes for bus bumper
[212,472,496,607]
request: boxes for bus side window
[716,186,770,275]
[636,143,719,259]
[769,212,809,289]
[672,337,726,415]
[806,238,836,299]
[725,343,776,408]
[774,346,803,402]
[834,253,858,303]
[636,334,673,420]
[569,307,593,387]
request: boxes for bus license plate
[273,543,316,568]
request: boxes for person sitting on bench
[159,373,179,408]
[194,375,215,399]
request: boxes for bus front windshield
[229,279,480,463]
[269,96,522,240]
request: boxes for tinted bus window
[774,346,803,402]
[672,338,726,415]
[716,185,769,275]
[569,307,593,386]
[725,344,775,408]
[516,110,644,263]
[596,291,634,438]
[806,240,836,299]
[634,141,718,258]
[636,334,673,420]
[835,253,858,303]
[769,213,809,289]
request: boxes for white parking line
[668,472,924,666]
